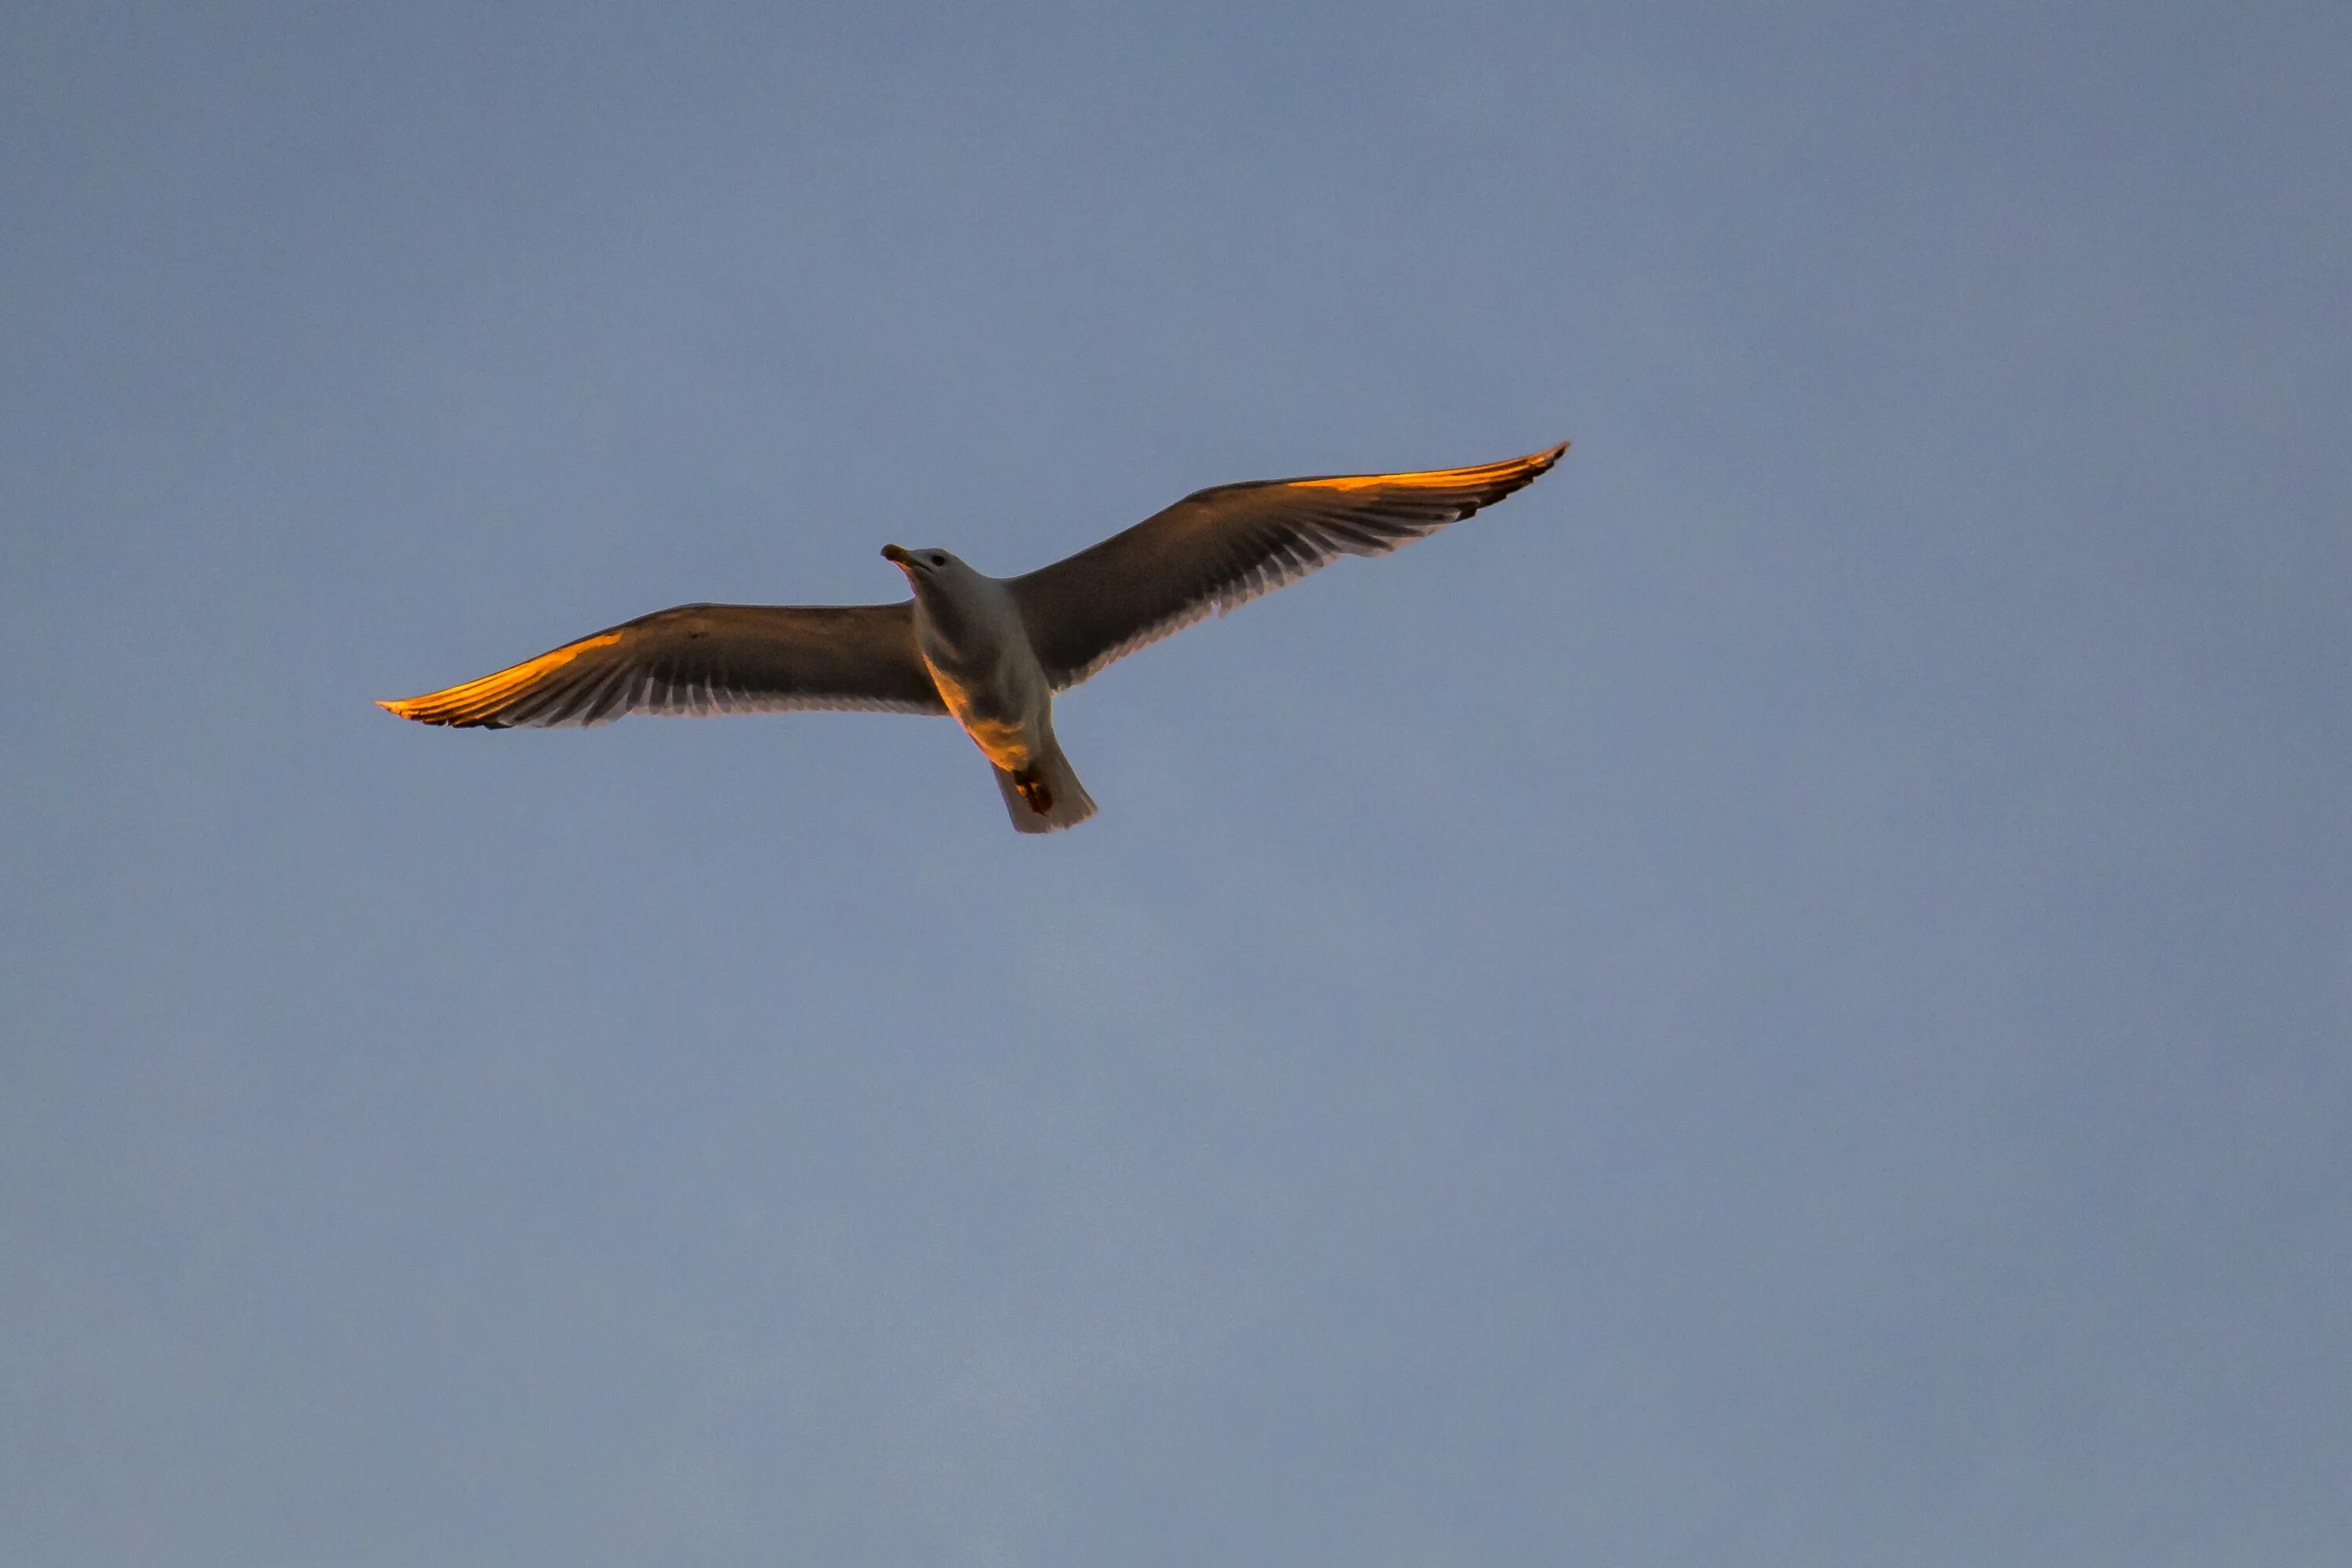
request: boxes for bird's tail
[993,742,1097,834]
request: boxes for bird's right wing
[1007,443,1566,690]
[378,601,945,728]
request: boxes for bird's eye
[930,554,947,567]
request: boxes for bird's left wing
[1007,442,1567,690]
[378,601,945,728]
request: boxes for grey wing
[378,601,945,728]
[1007,442,1568,690]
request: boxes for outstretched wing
[378,601,945,728]
[1007,442,1567,690]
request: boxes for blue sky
[4,2,2347,1563]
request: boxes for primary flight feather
[380,441,1569,833]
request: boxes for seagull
[380,441,1568,833]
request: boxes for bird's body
[381,441,1567,833]
[890,546,1095,829]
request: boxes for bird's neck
[911,576,1011,670]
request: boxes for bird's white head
[881,544,983,593]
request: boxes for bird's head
[882,544,972,589]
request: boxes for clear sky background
[4,3,2347,1563]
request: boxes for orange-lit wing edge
[1011,441,1568,690]
[378,601,946,728]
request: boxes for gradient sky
[5,2,2347,1564]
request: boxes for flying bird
[380,441,1569,833]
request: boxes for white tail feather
[993,742,1097,833]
